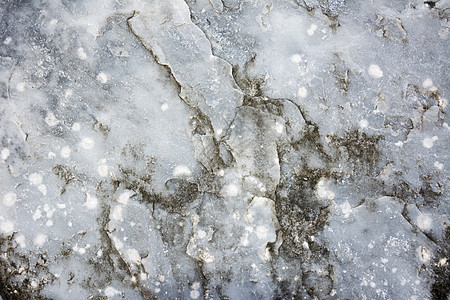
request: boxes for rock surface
[0,0,448,299]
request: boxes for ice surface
[0,0,448,299]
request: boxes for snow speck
[359,119,369,129]
[16,82,25,92]
[118,190,133,204]
[1,148,10,160]
[44,204,54,218]
[85,193,98,209]
[77,47,87,60]
[46,220,53,227]
[49,19,58,26]
[240,234,249,246]
[161,103,169,111]
[98,163,109,177]
[45,112,59,127]
[394,141,403,148]
[33,209,42,221]
[307,24,318,36]
[256,226,268,239]
[112,205,123,222]
[15,234,26,248]
[3,36,12,45]
[64,89,73,98]
[290,54,302,64]
[30,280,39,289]
[1,220,14,234]
[434,161,443,170]
[303,241,309,250]
[173,165,192,177]
[104,287,120,297]
[298,86,308,98]
[274,121,284,134]
[97,72,108,84]
[34,233,47,248]
[60,146,71,158]
[197,230,207,239]
[81,137,95,150]
[190,290,201,299]
[127,249,141,264]
[29,173,43,185]
[368,64,383,78]
[38,185,47,196]
[422,136,438,148]
[316,178,335,200]
[417,213,432,231]
[221,183,239,197]
[341,201,352,218]
[422,78,437,92]
[72,122,81,132]
[3,192,18,206]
